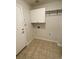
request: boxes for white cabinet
[31,8,45,23]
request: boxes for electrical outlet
[49,33,51,36]
[49,32,55,39]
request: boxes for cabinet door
[31,8,45,23]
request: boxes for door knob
[22,31,24,33]
[22,28,24,30]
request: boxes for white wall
[16,0,33,45]
[16,0,62,46]
[32,0,62,45]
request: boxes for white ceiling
[24,0,61,6]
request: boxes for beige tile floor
[16,39,62,59]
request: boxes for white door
[16,4,26,55]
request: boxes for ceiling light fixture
[35,0,39,3]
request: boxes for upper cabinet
[31,8,45,23]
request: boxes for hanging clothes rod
[45,9,62,14]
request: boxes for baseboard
[16,39,33,55]
[34,36,62,47]
[26,39,33,46]
[26,37,62,47]
[57,43,62,47]
[16,45,27,56]
[34,36,57,43]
